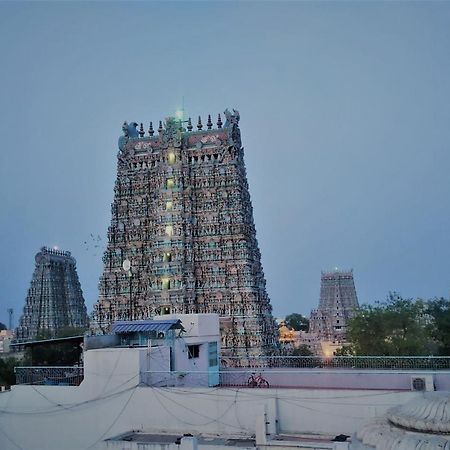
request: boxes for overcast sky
[0,1,449,327]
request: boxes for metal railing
[13,356,450,388]
[221,356,450,370]
[15,366,84,386]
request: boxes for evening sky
[0,2,449,326]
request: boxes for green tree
[285,313,309,332]
[55,326,87,339]
[292,345,314,356]
[0,357,17,385]
[426,298,450,355]
[0,322,7,331]
[24,326,87,366]
[346,293,431,356]
[334,346,355,356]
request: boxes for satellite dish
[122,259,131,271]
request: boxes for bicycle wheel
[259,379,269,388]
[247,376,257,388]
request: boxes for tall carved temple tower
[309,269,359,353]
[93,109,277,357]
[16,247,89,341]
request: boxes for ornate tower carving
[93,110,277,358]
[309,269,359,345]
[16,247,89,341]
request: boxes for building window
[163,252,172,263]
[162,278,170,290]
[161,306,171,315]
[165,225,174,236]
[167,152,176,165]
[188,344,200,359]
[166,201,173,211]
[166,178,175,189]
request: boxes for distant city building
[0,330,13,353]
[303,269,359,356]
[92,110,277,359]
[278,321,300,350]
[85,314,221,388]
[15,247,89,342]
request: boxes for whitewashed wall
[0,346,424,450]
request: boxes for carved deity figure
[118,121,139,151]
[223,108,240,128]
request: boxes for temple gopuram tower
[309,269,359,354]
[16,247,89,342]
[93,109,277,358]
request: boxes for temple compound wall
[92,110,278,359]
[16,247,89,341]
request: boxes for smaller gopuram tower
[16,247,89,341]
[309,269,359,352]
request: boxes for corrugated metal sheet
[112,319,182,334]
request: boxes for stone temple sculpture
[92,110,278,359]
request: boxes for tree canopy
[0,322,7,331]
[292,344,314,356]
[0,358,16,385]
[24,326,88,366]
[426,298,450,355]
[36,326,87,340]
[346,293,449,356]
[285,313,310,332]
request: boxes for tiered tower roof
[93,109,278,360]
[16,247,89,341]
[309,268,359,344]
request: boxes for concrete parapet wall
[221,368,450,391]
[0,381,423,450]
[2,349,448,450]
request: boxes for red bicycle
[247,372,269,388]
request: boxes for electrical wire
[150,385,247,431]
[1,345,145,417]
[98,348,124,395]
[0,379,138,416]
[0,423,23,450]
[86,386,137,450]
[2,349,139,416]
[0,380,406,418]
[155,382,406,402]
[0,388,24,450]
[278,396,373,421]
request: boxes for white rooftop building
[1,313,450,450]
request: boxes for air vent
[411,376,434,391]
[412,377,425,391]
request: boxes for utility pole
[7,308,13,330]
